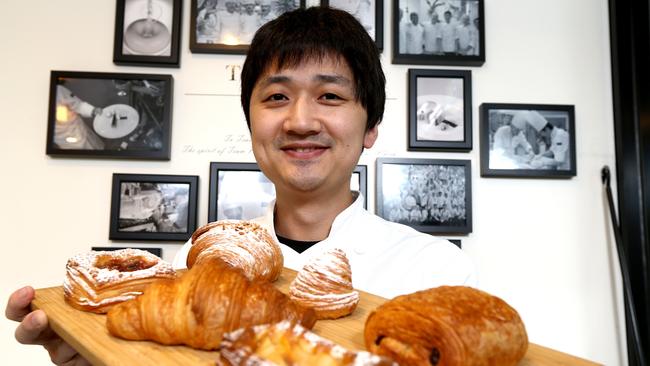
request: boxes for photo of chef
[377,158,472,234]
[480,103,576,178]
[118,182,191,233]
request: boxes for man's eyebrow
[258,74,352,88]
[313,74,351,85]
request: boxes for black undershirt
[276,234,319,253]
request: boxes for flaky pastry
[187,220,283,282]
[364,286,528,366]
[106,257,316,350]
[289,248,359,319]
[63,248,175,313]
[218,320,397,366]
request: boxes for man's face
[244,3,255,14]
[444,12,452,23]
[410,13,419,25]
[249,57,377,196]
[261,4,271,15]
[226,2,237,13]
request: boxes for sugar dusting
[289,248,360,316]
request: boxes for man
[6,7,475,364]
[405,12,424,54]
[527,115,571,170]
[456,14,473,55]
[218,0,241,44]
[239,0,259,43]
[438,10,458,54]
[423,12,442,54]
[491,112,535,169]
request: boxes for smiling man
[174,7,476,297]
[6,7,475,364]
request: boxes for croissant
[364,286,528,366]
[187,220,283,282]
[289,248,359,319]
[106,258,316,350]
[218,320,397,366]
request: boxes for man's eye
[321,93,341,100]
[266,94,287,101]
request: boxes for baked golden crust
[364,286,528,366]
[63,248,176,313]
[187,220,283,282]
[106,258,316,350]
[289,248,359,319]
[217,320,397,366]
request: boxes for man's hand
[6,286,90,365]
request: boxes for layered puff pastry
[364,286,528,366]
[63,248,176,313]
[289,248,360,319]
[218,320,397,366]
[106,257,316,350]
[187,220,283,282]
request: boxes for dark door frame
[608,0,650,364]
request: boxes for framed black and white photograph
[91,246,163,258]
[190,0,303,54]
[323,0,383,50]
[109,174,198,241]
[479,103,576,178]
[376,158,472,234]
[113,0,183,67]
[393,0,484,66]
[46,71,173,160]
[208,162,367,221]
[409,68,472,151]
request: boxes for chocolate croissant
[364,286,528,366]
[106,258,316,350]
[218,320,397,366]
[187,220,283,282]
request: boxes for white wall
[0,0,623,364]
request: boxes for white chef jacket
[173,192,477,299]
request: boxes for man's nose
[283,97,322,135]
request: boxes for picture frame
[393,0,484,66]
[408,68,472,151]
[113,0,183,67]
[109,174,198,241]
[479,103,577,178]
[91,246,163,258]
[323,0,383,50]
[46,71,173,160]
[189,0,304,54]
[208,162,368,222]
[376,157,472,234]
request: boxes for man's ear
[363,125,379,148]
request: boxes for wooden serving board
[32,268,600,366]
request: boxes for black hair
[240,6,386,132]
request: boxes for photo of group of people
[328,0,376,41]
[379,159,470,233]
[194,0,299,46]
[484,107,573,173]
[397,0,481,56]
